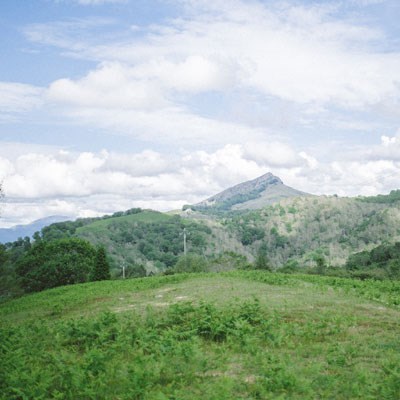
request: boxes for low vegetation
[358,189,400,204]
[345,242,400,280]
[1,271,399,399]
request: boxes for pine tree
[91,246,111,281]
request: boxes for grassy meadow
[1,271,399,399]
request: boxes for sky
[0,0,400,228]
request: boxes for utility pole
[122,261,126,279]
[183,228,187,257]
[181,228,189,270]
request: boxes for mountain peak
[247,172,283,188]
[190,172,307,211]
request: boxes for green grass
[1,272,399,399]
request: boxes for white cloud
[47,56,236,106]
[62,105,265,146]
[45,57,250,146]
[47,62,167,110]
[82,1,399,108]
[243,142,302,168]
[381,134,398,146]
[157,55,237,93]
[2,137,399,227]
[0,142,303,226]
[23,0,397,151]
[101,150,177,176]
[364,133,400,161]
[0,82,43,114]
[0,142,62,159]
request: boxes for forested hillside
[218,195,400,268]
[39,193,400,273]
[1,190,400,300]
[75,210,212,275]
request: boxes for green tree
[0,243,7,265]
[124,263,146,278]
[280,259,300,274]
[254,244,272,271]
[91,246,111,281]
[16,238,96,292]
[313,253,327,274]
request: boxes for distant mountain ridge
[0,216,70,243]
[191,172,308,211]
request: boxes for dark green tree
[91,246,111,281]
[313,253,327,275]
[16,238,96,292]
[0,243,7,266]
[254,243,272,271]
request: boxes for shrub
[173,254,209,273]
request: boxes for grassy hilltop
[1,271,399,399]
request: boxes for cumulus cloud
[46,55,237,106]
[48,62,167,110]
[364,132,400,161]
[1,136,399,227]
[0,141,305,226]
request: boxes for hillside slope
[1,272,399,399]
[75,210,213,275]
[220,195,400,267]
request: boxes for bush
[173,254,209,273]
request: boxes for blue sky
[1,0,400,227]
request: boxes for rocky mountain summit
[192,172,308,211]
